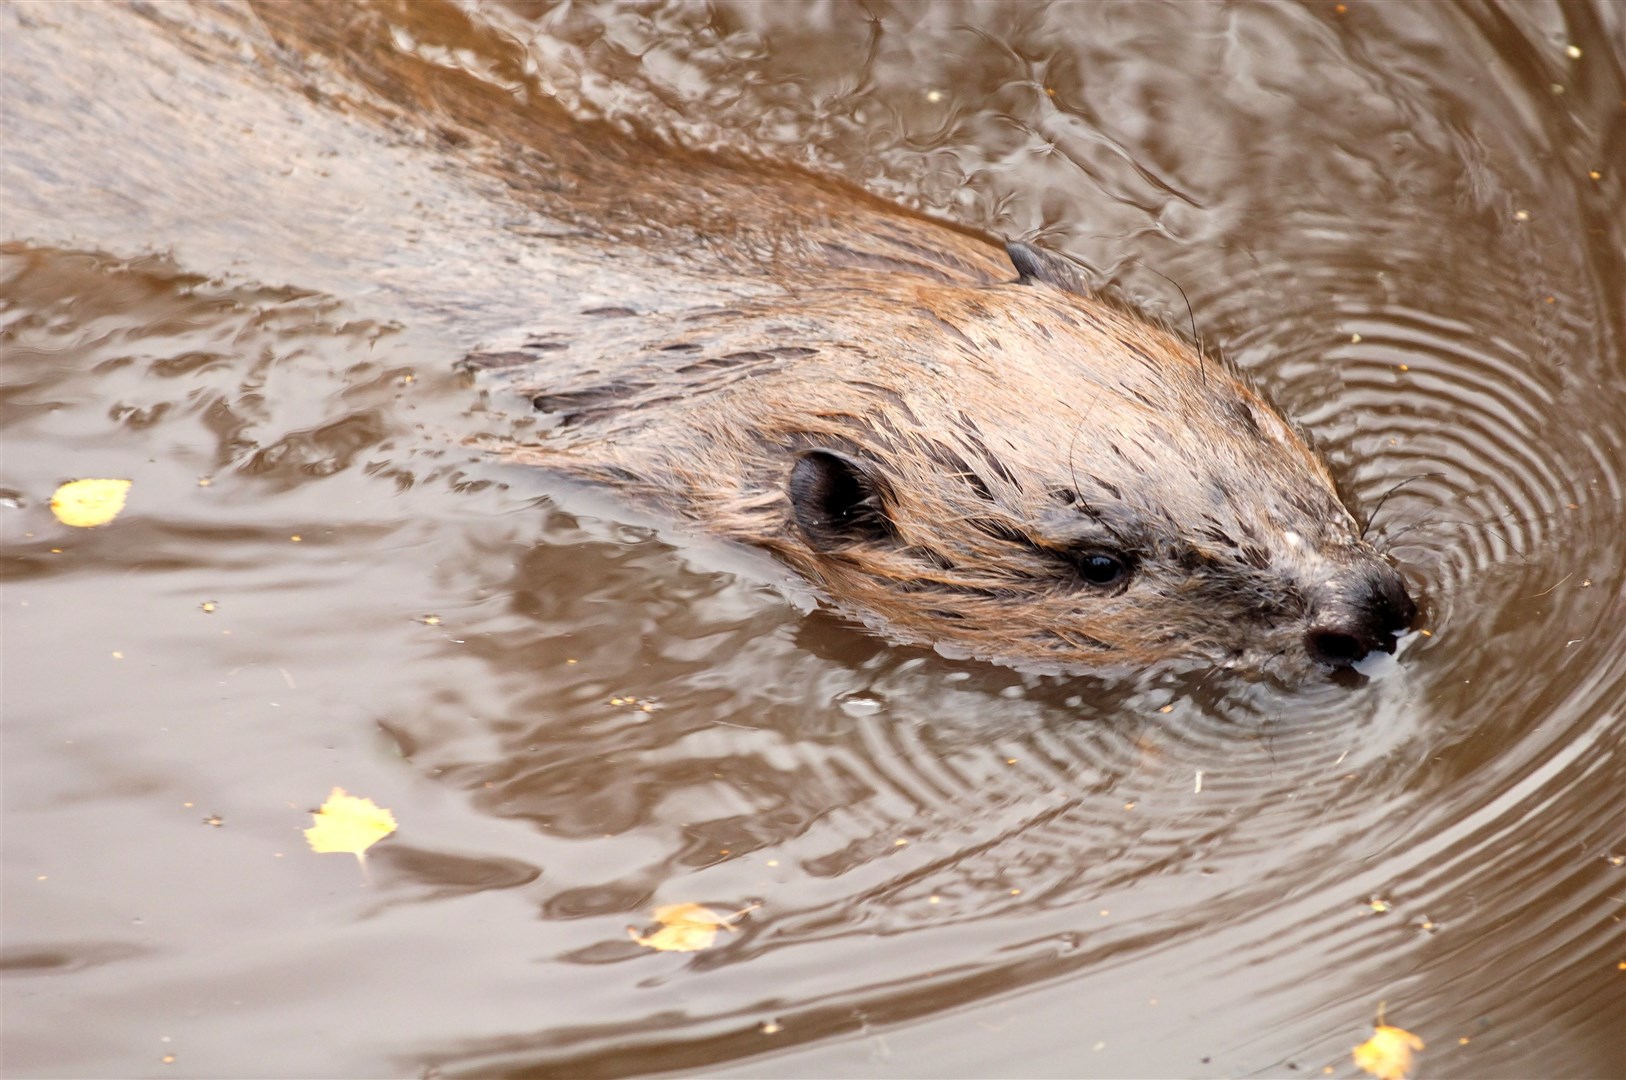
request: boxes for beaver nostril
[1304,563,1416,668]
[1306,627,1374,667]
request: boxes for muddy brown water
[2,2,1623,1077]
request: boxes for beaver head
[496,240,1415,677]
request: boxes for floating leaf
[50,478,132,527]
[629,902,743,953]
[304,788,396,865]
[1354,1024,1424,1080]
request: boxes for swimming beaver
[474,232,1416,677]
[1,0,1413,677]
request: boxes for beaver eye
[1070,550,1132,588]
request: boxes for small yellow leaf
[628,902,739,953]
[1354,1024,1424,1080]
[304,788,396,863]
[51,478,132,528]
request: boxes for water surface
[2,2,1622,1077]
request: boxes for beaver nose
[1304,564,1417,668]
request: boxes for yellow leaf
[50,478,132,528]
[1354,1024,1424,1080]
[628,902,740,953]
[304,788,396,864]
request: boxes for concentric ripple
[417,3,1626,1075]
[1,3,1621,1079]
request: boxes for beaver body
[4,1,1414,676]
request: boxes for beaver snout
[1304,562,1417,668]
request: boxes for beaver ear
[789,450,899,550]
[1006,240,1092,297]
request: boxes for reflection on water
[2,2,1622,1078]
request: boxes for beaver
[1,0,1415,677]
[471,229,1416,677]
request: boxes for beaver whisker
[1138,262,1203,387]
[1374,485,1558,555]
[1382,513,1534,566]
[1360,472,1444,540]
[1059,389,1103,517]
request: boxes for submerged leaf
[1354,1024,1424,1080]
[50,478,132,527]
[304,788,397,864]
[629,902,741,953]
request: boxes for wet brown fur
[486,228,1398,675]
[230,3,1407,676]
[0,0,1408,676]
